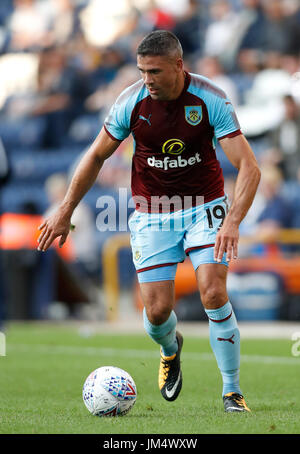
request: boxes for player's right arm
[37,127,120,252]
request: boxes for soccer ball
[82,366,137,417]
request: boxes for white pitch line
[7,343,300,366]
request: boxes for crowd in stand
[1,0,300,321]
[1,0,300,265]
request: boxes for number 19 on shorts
[206,204,227,230]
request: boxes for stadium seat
[0,117,47,150]
[8,147,83,183]
[281,181,300,228]
[0,182,48,214]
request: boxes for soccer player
[38,30,260,412]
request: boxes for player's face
[137,54,184,101]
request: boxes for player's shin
[143,308,178,356]
[204,301,242,396]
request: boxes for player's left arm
[215,133,261,262]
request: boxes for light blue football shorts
[128,195,229,283]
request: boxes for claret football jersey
[104,71,241,212]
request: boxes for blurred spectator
[67,60,138,144]
[0,137,10,324]
[195,55,239,106]
[171,0,202,57]
[1,0,300,315]
[155,0,191,17]
[32,46,76,146]
[44,0,80,46]
[84,64,140,118]
[261,0,300,55]
[235,65,291,137]
[0,52,38,113]
[44,172,98,275]
[7,0,52,51]
[0,137,10,190]
[0,201,45,320]
[203,0,241,70]
[239,0,300,69]
[146,0,176,30]
[0,45,78,148]
[254,164,292,240]
[238,0,268,52]
[79,0,148,48]
[240,164,292,244]
[269,94,300,181]
[66,33,124,101]
[97,137,132,189]
[7,0,82,52]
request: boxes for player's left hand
[214,220,239,263]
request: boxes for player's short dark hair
[137,30,183,58]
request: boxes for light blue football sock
[205,301,242,397]
[143,308,178,357]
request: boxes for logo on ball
[82,366,137,417]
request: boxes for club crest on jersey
[185,106,202,126]
[134,250,142,262]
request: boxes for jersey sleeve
[209,95,241,140]
[104,79,146,142]
[104,93,131,142]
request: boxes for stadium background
[0,0,300,328]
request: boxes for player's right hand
[214,220,239,263]
[37,210,72,252]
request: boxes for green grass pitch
[0,323,299,434]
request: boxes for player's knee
[146,304,172,325]
[200,285,227,310]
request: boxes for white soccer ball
[82,366,137,417]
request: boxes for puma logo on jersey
[139,114,152,126]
